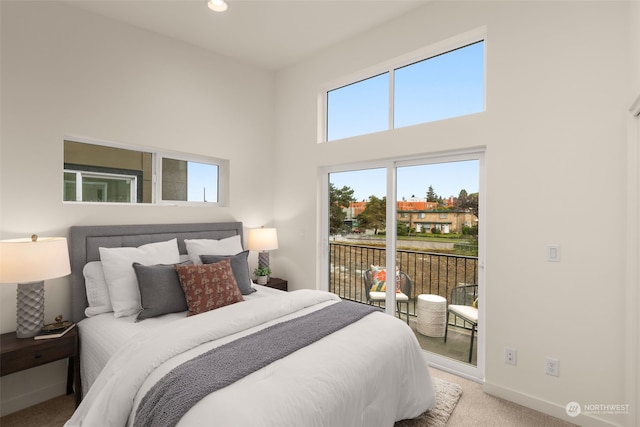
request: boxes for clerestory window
[323,33,485,142]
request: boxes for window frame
[155,151,226,206]
[63,136,229,207]
[64,168,138,203]
[318,26,487,143]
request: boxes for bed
[64,222,435,427]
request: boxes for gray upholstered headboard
[68,222,243,323]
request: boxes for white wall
[631,0,640,98]
[274,2,633,426]
[0,1,275,414]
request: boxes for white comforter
[66,290,435,427]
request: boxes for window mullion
[76,172,83,202]
[130,176,137,203]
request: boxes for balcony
[329,241,478,365]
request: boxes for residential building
[398,210,476,234]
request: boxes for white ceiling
[63,0,427,71]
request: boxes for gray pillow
[199,251,256,295]
[132,261,190,321]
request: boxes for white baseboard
[0,380,67,417]
[483,381,622,427]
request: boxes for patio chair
[444,283,478,363]
[363,269,412,324]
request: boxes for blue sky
[186,162,218,202]
[330,160,479,202]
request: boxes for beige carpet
[429,368,576,427]
[0,394,75,427]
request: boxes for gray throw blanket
[133,300,380,427]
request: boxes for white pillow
[99,239,180,318]
[83,261,113,317]
[184,235,243,264]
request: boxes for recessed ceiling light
[207,0,228,12]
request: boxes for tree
[455,189,479,219]
[467,192,479,219]
[397,222,412,236]
[329,183,355,235]
[356,195,386,234]
[426,185,438,203]
[456,189,469,209]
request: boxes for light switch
[547,245,561,262]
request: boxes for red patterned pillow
[175,259,244,316]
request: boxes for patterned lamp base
[16,281,45,338]
[258,251,270,270]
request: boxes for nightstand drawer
[1,331,77,376]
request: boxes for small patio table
[416,294,447,337]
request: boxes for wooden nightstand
[265,277,288,291]
[0,327,81,407]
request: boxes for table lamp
[247,227,278,270]
[0,235,71,338]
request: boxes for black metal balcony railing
[329,242,478,318]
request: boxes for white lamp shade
[0,237,71,284]
[247,228,278,252]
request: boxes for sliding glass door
[322,150,484,379]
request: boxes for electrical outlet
[546,357,559,376]
[504,348,517,365]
